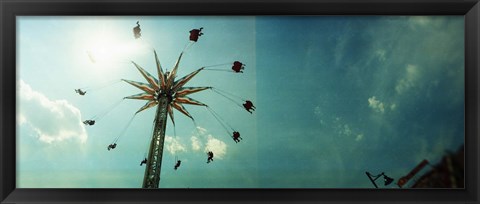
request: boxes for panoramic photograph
[16,16,464,188]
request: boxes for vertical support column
[142,94,169,188]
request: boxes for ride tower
[123,51,209,188]
[142,90,168,188]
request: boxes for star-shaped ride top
[122,51,210,124]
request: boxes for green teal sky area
[16,16,464,188]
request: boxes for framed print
[1,0,479,203]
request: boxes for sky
[16,16,464,188]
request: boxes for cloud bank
[165,136,187,155]
[18,80,88,144]
[368,96,385,113]
[190,126,228,159]
[395,64,421,94]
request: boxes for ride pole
[142,94,169,188]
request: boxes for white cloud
[355,134,364,141]
[18,114,27,125]
[205,135,227,159]
[390,103,397,111]
[196,126,207,135]
[409,16,431,26]
[375,49,386,61]
[190,126,228,159]
[368,96,385,113]
[332,118,365,142]
[395,64,420,94]
[314,106,322,116]
[165,136,186,155]
[342,124,352,136]
[334,34,349,66]
[313,106,326,125]
[191,136,202,151]
[408,16,447,30]
[18,80,87,144]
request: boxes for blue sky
[16,16,464,188]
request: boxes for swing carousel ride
[75,22,255,188]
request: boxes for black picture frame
[1,0,479,203]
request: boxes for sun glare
[86,33,139,64]
[77,24,151,71]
